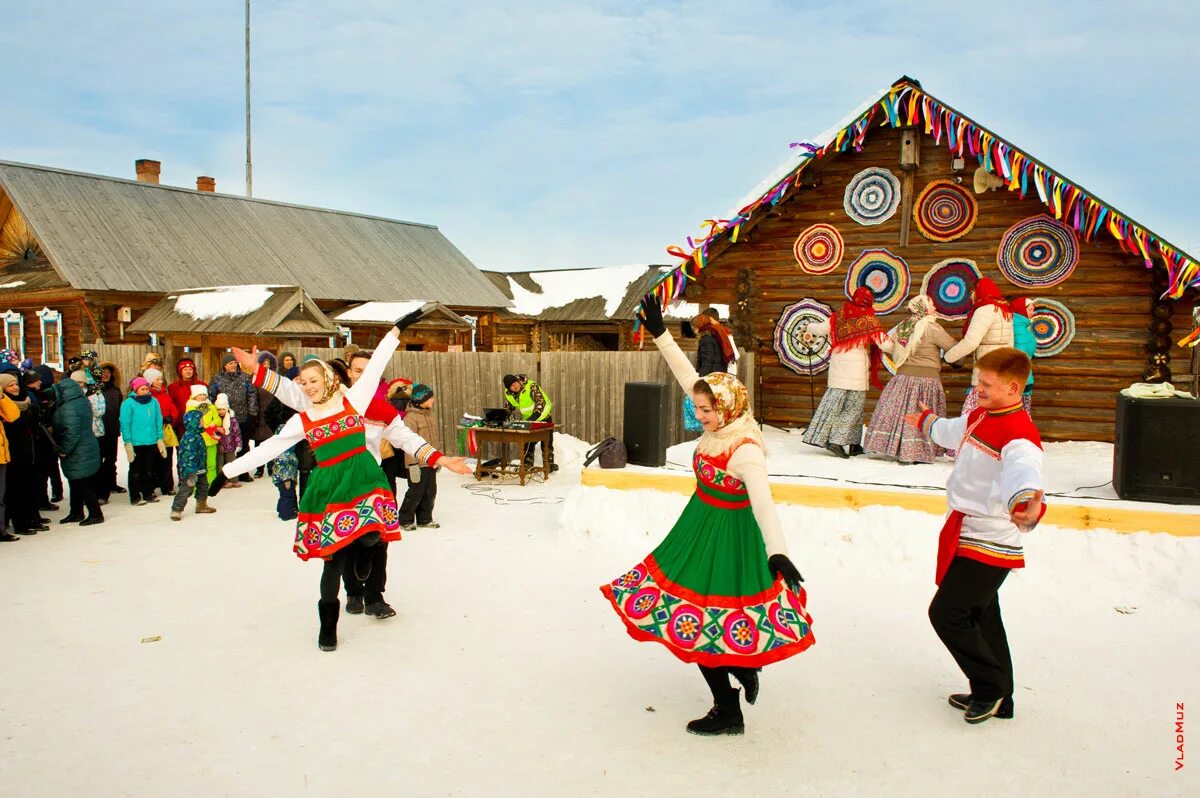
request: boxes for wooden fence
[92,343,754,456]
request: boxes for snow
[665,300,730,320]
[334,300,428,323]
[3,435,1197,797]
[505,264,649,317]
[727,90,888,217]
[173,285,275,320]
[0,280,27,289]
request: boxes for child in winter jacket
[120,377,165,506]
[171,384,218,521]
[214,394,243,488]
[399,384,441,530]
[268,423,300,521]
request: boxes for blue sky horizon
[3,1,1197,273]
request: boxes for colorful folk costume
[801,286,887,457]
[215,337,409,651]
[601,319,813,736]
[866,295,958,463]
[915,395,1044,724]
[943,278,1014,421]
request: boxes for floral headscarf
[699,371,750,428]
[693,371,765,458]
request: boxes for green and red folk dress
[601,442,815,667]
[295,397,400,561]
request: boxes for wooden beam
[898,126,920,248]
[579,469,1200,537]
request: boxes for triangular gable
[644,76,1200,322]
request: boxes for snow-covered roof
[484,265,666,321]
[173,285,275,321]
[333,300,428,323]
[665,301,730,320]
[128,285,337,336]
[0,280,27,290]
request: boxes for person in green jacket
[51,371,104,525]
[502,373,556,472]
[1011,298,1037,414]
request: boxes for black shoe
[60,514,85,524]
[365,600,396,619]
[550,463,559,473]
[416,521,440,529]
[686,704,745,736]
[80,515,105,526]
[0,532,19,542]
[963,697,1005,724]
[37,517,50,525]
[318,599,339,652]
[135,499,147,507]
[40,503,59,512]
[847,444,865,457]
[111,486,127,494]
[825,443,849,459]
[346,595,365,615]
[51,495,64,502]
[25,525,50,533]
[13,528,38,535]
[401,522,417,531]
[949,693,1013,719]
[241,473,254,482]
[732,669,760,706]
[145,494,160,503]
[255,467,265,478]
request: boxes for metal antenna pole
[245,0,253,198]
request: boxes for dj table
[470,425,558,485]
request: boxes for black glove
[393,308,425,333]
[207,472,228,497]
[637,293,666,337]
[768,554,805,593]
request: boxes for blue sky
[3,1,1197,271]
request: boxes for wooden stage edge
[579,469,1200,538]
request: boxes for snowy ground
[2,435,1197,797]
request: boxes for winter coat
[218,414,243,454]
[168,359,203,435]
[208,369,258,426]
[88,391,106,437]
[803,318,877,392]
[50,379,101,480]
[253,352,280,442]
[402,405,439,467]
[1,394,37,467]
[943,305,1015,385]
[268,424,299,486]
[0,394,18,464]
[1012,315,1037,392]
[119,395,164,447]
[696,331,728,377]
[98,362,123,439]
[176,406,208,479]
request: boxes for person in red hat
[943,278,1015,421]
[800,286,888,457]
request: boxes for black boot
[365,599,396,619]
[825,443,849,459]
[317,599,339,652]
[346,595,365,615]
[688,666,745,736]
[60,513,85,524]
[847,444,865,457]
[730,667,761,705]
[80,513,105,526]
[949,693,1013,719]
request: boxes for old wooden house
[0,159,509,374]
[656,77,1199,441]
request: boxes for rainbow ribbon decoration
[643,80,1200,318]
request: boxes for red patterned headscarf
[830,287,886,390]
[963,277,1012,334]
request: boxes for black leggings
[319,538,380,602]
[699,665,760,700]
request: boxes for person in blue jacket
[1011,298,1037,414]
[120,376,165,506]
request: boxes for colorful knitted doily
[774,298,834,376]
[792,223,845,275]
[921,258,983,320]
[913,179,978,242]
[997,215,1079,289]
[1030,298,1076,357]
[844,249,910,315]
[843,167,902,226]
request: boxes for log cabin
[649,76,1200,441]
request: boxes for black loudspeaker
[1113,393,1200,505]
[624,382,669,467]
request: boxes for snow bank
[174,285,275,320]
[506,264,648,317]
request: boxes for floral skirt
[802,388,865,447]
[294,452,400,561]
[863,375,947,463]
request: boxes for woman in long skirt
[865,295,958,463]
[601,295,814,736]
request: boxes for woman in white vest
[943,277,1015,420]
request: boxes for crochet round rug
[844,248,910,315]
[843,167,902,226]
[921,258,983,320]
[792,223,845,275]
[774,298,834,376]
[997,215,1080,288]
[913,179,978,242]
[1030,298,1076,357]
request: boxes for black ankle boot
[346,595,365,615]
[847,444,864,456]
[825,444,849,459]
[317,599,339,652]
[686,689,744,736]
[730,667,761,705]
[949,693,1013,719]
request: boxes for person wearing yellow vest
[502,374,556,472]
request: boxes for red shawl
[1011,297,1032,318]
[963,277,1012,335]
[830,287,886,389]
[695,316,736,362]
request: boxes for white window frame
[3,310,23,359]
[37,307,63,370]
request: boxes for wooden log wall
[696,125,1163,442]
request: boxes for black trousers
[928,557,1013,702]
[399,466,437,525]
[320,538,380,602]
[97,433,119,495]
[521,416,554,466]
[342,541,389,602]
[68,476,102,518]
[5,460,39,531]
[158,447,175,493]
[128,445,161,501]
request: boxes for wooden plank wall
[697,125,1163,441]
